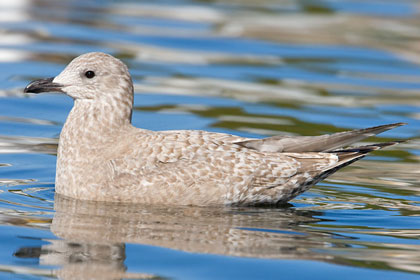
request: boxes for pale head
[25,52,134,103]
[55,52,133,101]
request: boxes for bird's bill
[24,77,64,94]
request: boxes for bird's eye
[85,71,95,79]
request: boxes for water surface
[0,0,419,279]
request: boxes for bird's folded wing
[235,122,405,153]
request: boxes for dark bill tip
[24,77,63,94]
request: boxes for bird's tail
[332,140,404,164]
[318,141,405,180]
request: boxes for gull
[24,52,405,206]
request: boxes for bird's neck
[55,98,134,197]
[60,99,133,147]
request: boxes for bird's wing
[252,140,403,205]
[235,122,406,153]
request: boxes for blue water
[0,0,419,279]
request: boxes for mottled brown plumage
[24,52,405,206]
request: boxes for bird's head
[24,52,134,103]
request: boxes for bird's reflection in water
[15,194,338,279]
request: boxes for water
[0,0,419,279]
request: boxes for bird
[24,52,405,206]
